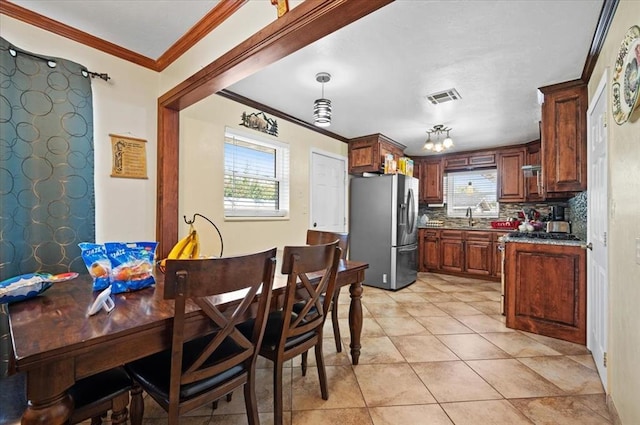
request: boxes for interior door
[587,71,608,388]
[310,150,347,233]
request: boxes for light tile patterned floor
[97,272,612,425]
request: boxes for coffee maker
[547,205,570,233]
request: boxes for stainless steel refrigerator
[349,174,419,290]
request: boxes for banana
[159,225,199,270]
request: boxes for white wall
[180,94,347,256]
[1,15,159,243]
[587,1,640,423]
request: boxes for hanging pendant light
[313,72,332,127]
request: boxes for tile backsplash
[419,192,587,238]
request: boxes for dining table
[7,257,368,425]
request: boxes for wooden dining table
[7,258,368,425]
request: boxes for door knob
[313,222,317,227]
[583,242,593,250]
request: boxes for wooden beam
[156,0,393,258]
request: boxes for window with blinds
[445,169,499,217]
[224,128,289,218]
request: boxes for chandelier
[423,124,453,152]
[313,72,332,127]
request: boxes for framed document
[109,134,148,179]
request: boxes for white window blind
[224,128,289,218]
[446,169,499,218]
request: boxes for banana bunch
[158,224,200,271]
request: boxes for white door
[310,150,347,232]
[587,71,608,388]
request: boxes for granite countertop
[501,233,586,247]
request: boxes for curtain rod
[7,44,110,81]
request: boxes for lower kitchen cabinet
[418,229,500,279]
[504,242,586,344]
[440,230,464,273]
[464,232,493,276]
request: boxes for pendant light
[313,72,332,127]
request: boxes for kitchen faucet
[466,207,475,227]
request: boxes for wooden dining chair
[0,303,134,425]
[126,248,277,425]
[258,241,341,425]
[305,229,349,352]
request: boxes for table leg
[348,280,363,365]
[22,392,73,425]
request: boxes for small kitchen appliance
[551,205,565,221]
[546,221,571,234]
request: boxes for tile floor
[113,272,612,425]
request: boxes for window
[446,169,499,218]
[224,128,289,218]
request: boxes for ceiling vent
[426,88,461,105]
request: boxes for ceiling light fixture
[423,124,454,152]
[313,72,332,127]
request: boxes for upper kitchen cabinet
[443,150,497,171]
[539,80,587,198]
[497,147,526,202]
[417,158,443,204]
[348,133,406,174]
[524,140,542,201]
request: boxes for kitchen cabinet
[439,230,464,273]
[348,133,406,174]
[539,80,587,198]
[497,147,526,202]
[505,241,586,344]
[419,229,440,271]
[464,231,493,276]
[525,140,542,201]
[418,229,502,279]
[417,158,443,204]
[443,150,496,171]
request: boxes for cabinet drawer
[465,231,493,242]
[444,156,469,169]
[469,153,496,167]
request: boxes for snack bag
[79,242,111,291]
[105,242,157,294]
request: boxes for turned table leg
[348,280,363,365]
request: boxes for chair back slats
[163,248,277,414]
[306,229,349,259]
[279,242,342,343]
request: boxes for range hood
[522,164,542,178]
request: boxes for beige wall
[587,1,640,423]
[180,95,347,256]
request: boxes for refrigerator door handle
[407,188,415,234]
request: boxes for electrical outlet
[636,238,640,265]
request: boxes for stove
[508,232,580,241]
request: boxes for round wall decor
[612,25,640,125]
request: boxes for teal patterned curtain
[0,37,95,281]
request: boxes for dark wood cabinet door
[440,231,464,273]
[505,242,586,344]
[464,232,493,276]
[497,148,525,202]
[525,141,542,201]
[348,134,406,174]
[540,81,587,197]
[421,229,440,271]
[420,159,443,204]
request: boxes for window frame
[445,169,499,218]
[223,127,290,219]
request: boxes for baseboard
[606,393,622,425]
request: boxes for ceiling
[6,0,605,156]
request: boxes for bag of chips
[79,242,111,291]
[104,242,157,294]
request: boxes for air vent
[426,88,462,105]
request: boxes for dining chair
[258,241,342,425]
[126,247,277,425]
[305,229,349,352]
[1,302,134,425]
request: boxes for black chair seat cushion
[126,332,249,404]
[68,367,132,409]
[239,310,315,352]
